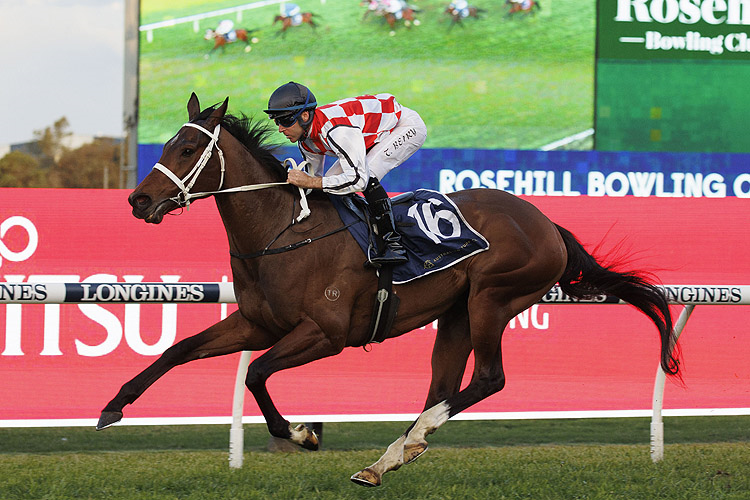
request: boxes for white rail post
[650,304,694,463]
[229,350,253,468]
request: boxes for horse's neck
[214,151,293,256]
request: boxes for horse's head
[204,29,217,40]
[128,93,228,224]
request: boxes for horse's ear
[205,97,229,128]
[187,93,201,121]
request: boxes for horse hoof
[96,411,123,431]
[403,442,428,464]
[294,424,319,451]
[350,468,381,487]
[301,432,319,451]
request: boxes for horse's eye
[182,148,194,158]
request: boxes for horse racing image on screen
[136,0,589,177]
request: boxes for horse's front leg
[205,44,220,59]
[244,317,345,450]
[97,310,274,430]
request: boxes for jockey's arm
[321,126,369,195]
[288,149,325,189]
[287,169,322,189]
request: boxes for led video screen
[136,0,749,192]
[136,0,594,181]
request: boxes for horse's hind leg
[405,301,473,463]
[351,303,473,486]
[353,284,548,487]
[402,290,552,451]
[97,310,274,430]
[241,37,252,52]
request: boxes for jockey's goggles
[273,113,299,128]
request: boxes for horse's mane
[195,105,288,182]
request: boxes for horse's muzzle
[128,191,164,223]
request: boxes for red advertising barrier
[1,189,749,425]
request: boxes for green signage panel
[596,0,750,153]
[598,0,750,61]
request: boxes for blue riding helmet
[263,82,317,128]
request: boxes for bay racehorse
[204,28,257,56]
[381,7,419,33]
[445,4,485,30]
[273,12,317,36]
[505,0,541,17]
[362,0,420,33]
[99,93,680,487]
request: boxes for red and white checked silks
[299,94,427,194]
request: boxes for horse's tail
[555,224,680,377]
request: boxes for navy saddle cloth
[328,189,489,284]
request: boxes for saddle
[330,190,489,346]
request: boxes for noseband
[152,123,225,208]
[151,122,310,222]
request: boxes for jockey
[365,0,381,12]
[385,0,406,18]
[448,0,469,17]
[264,81,427,266]
[215,19,235,41]
[280,2,303,26]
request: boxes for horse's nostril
[129,192,151,209]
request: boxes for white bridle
[151,122,310,222]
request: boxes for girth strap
[364,265,400,349]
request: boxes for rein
[152,122,311,223]
[152,119,351,259]
[229,220,357,259]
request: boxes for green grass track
[1,417,748,499]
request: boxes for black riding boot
[363,178,408,266]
